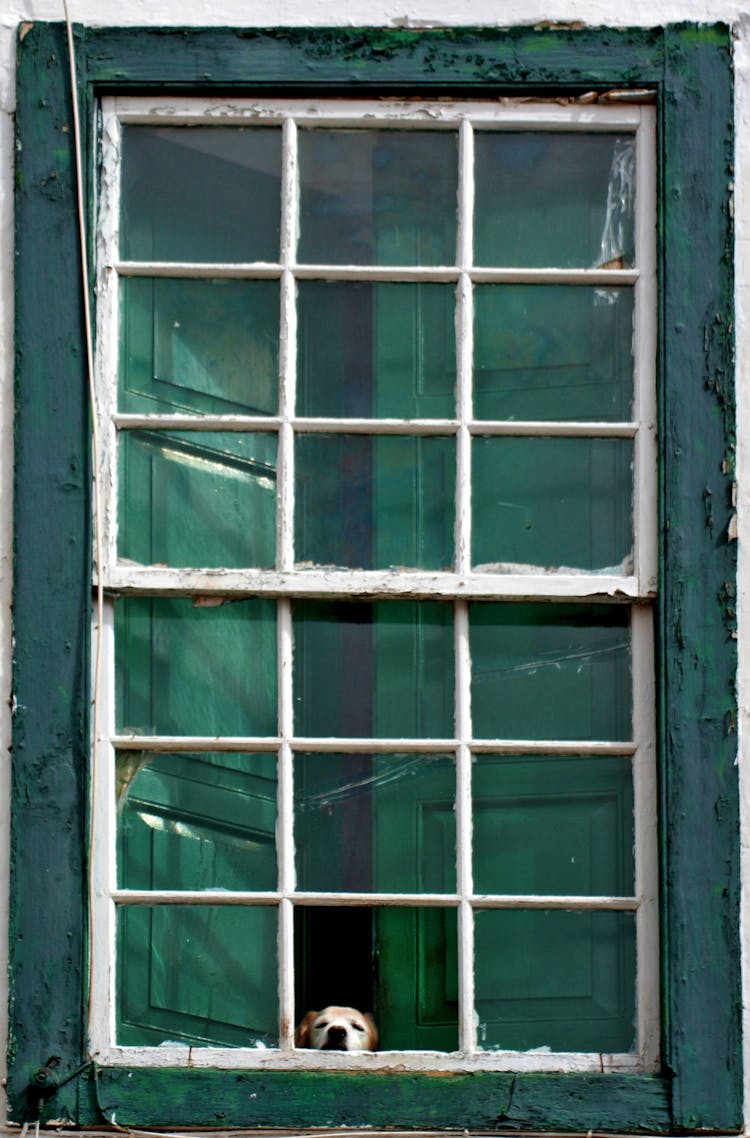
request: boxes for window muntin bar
[93,96,658,1071]
[113,415,639,435]
[115,262,640,284]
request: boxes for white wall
[2,0,749,1130]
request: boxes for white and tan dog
[295,1006,378,1051]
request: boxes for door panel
[117,753,278,1045]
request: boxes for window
[91,94,659,1071]
[10,22,739,1133]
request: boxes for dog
[295,1006,378,1051]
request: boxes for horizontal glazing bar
[116,261,638,285]
[295,893,640,910]
[293,418,458,435]
[101,567,646,599]
[113,889,638,910]
[469,421,637,438]
[113,734,282,751]
[471,895,639,910]
[114,416,462,435]
[112,734,635,755]
[117,261,283,278]
[114,414,281,431]
[469,268,638,285]
[111,95,643,128]
[113,415,638,438]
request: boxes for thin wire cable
[62,1,105,1034]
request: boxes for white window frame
[90,95,658,1074]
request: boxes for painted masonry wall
[1,0,749,1129]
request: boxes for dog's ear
[363,1013,378,1051]
[295,1010,318,1048]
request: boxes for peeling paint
[5,17,742,1135]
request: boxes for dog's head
[295,1006,378,1051]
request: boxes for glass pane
[470,603,631,741]
[116,597,277,736]
[293,600,454,738]
[295,752,455,892]
[475,909,636,1053]
[120,278,279,415]
[117,905,278,1046]
[117,751,278,891]
[120,431,277,568]
[472,754,634,895]
[297,282,456,418]
[474,133,635,269]
[298,130,457,266]
[472,437,633,573]
[295,435,454,570]
[473,285,634,421]
[377,907,459,1051]
[121,126,282,262]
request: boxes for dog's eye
[351,1022,366,1032]
[316,1021,328,1030]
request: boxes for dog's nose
[325,1026,348,1049]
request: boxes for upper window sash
[95,96,657,602]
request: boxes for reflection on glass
[295,434,454,570]
[120,431,277,568]
[474,133,635,269]
[297,281,456,418]
[472,754,634,896]
[472,436,633,573]
[295,752,455,893]
[473,285,634,421]
[293,600,454,739]
[120,278,279,415]
[121,126,282,262]
[474,909,636,1053]
[298,130,457,265]
[117,751,278,891]
[117,905,278,1047]
[470,603,631,741]
[116,597,277,736]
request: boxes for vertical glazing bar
[455,119,475,1052]
[455,600,475,1053]
[95,99,122,575]
[278,599,295,1051]
[631,604,660,1068]
[278,117,298,572]
[633,107,658,595]
[90,99,122,1059]
[88,600,117,1056]
[456,118,474,576]
[632,110,659,1065]
[277,116,298,1050]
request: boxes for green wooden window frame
[10,22,738,1132]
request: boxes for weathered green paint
[81,25,667,89]
[10,20,739,1133]
[10,19,90,1130]
[660,25,739,1132]
[79,1067,671,1132]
